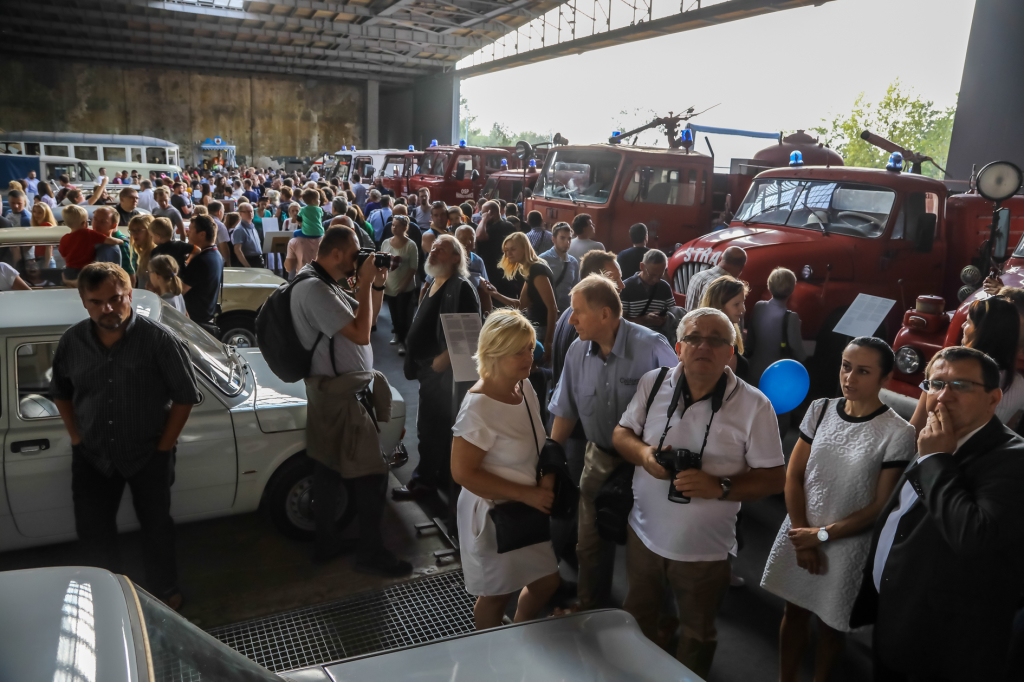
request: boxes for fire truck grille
[673,262,710,296]
[206,570,475,673]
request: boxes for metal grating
[207,570,476,673]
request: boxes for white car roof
[0,288,166,333]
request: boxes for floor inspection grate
[207,570,476,672]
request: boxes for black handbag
[487,384,553,554]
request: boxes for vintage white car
[0,288,405,551]
[0,566,704,682]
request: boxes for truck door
[452,153,476,204]
[621,165,701,253]
[880,191,945,306]
[3,336,237,539]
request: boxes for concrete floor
[2,305,874,679]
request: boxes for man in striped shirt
[620,249,676,335]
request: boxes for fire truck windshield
[536,150,621,204]
[419,151,451,176]
[736,178,896,238]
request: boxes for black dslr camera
[356,247,394,270]
[654,449,703,504]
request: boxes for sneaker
[355,550,413,578]
[397,343,406,356]
[390,334,398,345]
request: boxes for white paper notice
[832,294,896,338]
[262,228,289,254]
[441,313,482,383]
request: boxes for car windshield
[1013,234,1024,259]
[535,150,621,204]
[133,584,280,682]
[383,155,405,177]
[153,302,245,396]
[419,151,451,176]
[735,178,896,238]
[481,177,499,200]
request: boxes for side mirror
[455,162,466,181]
[914,213,937,253]
[993,207,1011,261]
[471,169,480,181]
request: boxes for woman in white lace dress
[761,337,915,681]
[451,309,560,630]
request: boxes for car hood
[239,349,405,433]
[223,267,285,287]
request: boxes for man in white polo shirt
[613,307,785,678]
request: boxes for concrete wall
[0,57,364,165]
[947,0,1024,182]
[412,74,460,150]
[380,88,415,149]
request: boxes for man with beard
[291,226,412,576]
[51,262,199,611]
[393,235,481,503]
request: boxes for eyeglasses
[681,334,732,349]
[922,378,989,394]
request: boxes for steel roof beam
[244,0,375,17]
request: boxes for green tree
[459,97,550,147]
[814,80,956,179]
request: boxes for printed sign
[441,313,482,383]
[832,294,896,338]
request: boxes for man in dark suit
[851,346,1024,681]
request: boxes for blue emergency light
[459,139,467,147]
[529,159,537,168]
[408,145,415,152]
[501,158,508,167]
[681,129,694,146]
[430,139,438,147]
[789,150,804,167]
[886,152,904,172]
[612,131,621,137]
[352,145,357,151]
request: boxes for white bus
[0,132,182,181]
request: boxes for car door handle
[12,439,50,454]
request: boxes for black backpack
[255,268,337,383]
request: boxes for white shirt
[309,171,320,182]
[619,365,785,561]
[137,188,158,212]
[0,262,21,291]
[871,423,985,591]
[568,237,605,261]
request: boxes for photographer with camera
[290,226,411,577]
[612,307,785,678]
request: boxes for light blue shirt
[368,207,392,242]
[468,251,488,287]
[550,318,678,450]
[231,220,262,257]
[539,247,579,314]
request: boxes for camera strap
[656,370,729,457]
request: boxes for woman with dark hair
[761,336,915,682]
[701,275,750,380]
[36,180,57,208]
[909,296,1024,431]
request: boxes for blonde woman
[128,215,155,289]
[451,309,560,630]
[485,232,558,364]
[701,275,750,381]
[149,254,187,315]
[30,203,58,268]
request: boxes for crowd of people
[6,162,1024,681]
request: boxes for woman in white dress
[761,337,915,681]
[451,309,561,629]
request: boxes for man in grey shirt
[549,274,678,611]
[683,245,746,312]
[290,226,411,577]
[539,222,580,314]
[152,187,185,239]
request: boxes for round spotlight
[958,285,977,302]
[976,160,1024,203]
[895,346,922,375]
[960,264,982,286]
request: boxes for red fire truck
[407,140,516,206]
[884,161,1024,403]
[378,147,423,197]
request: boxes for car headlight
[802,264,813,280]
[895,346,922,375]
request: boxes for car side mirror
[914,213,936,253]
[456,162,466,181]
[471,169,480,181]
[993,207,1011,262]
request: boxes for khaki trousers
[623,525,731,679]
[576,441,620,610]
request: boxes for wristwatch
[817,527,830,543]
[717,477,732,500]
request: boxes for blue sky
[460,0,975,168]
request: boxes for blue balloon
[758,359,810,415]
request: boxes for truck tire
[263,454,358,541]
[219,312,258,348]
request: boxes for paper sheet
[832,294,896,338]
[261,228,290,254]
[441,313,482,383]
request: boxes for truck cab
[887,194,1024,398]
[526,144,715,254]
[480,164,541,204]
[408,143,509,205]
[667,165,950,390]
[379,149,423,197]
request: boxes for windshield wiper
[742,206,781,225]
